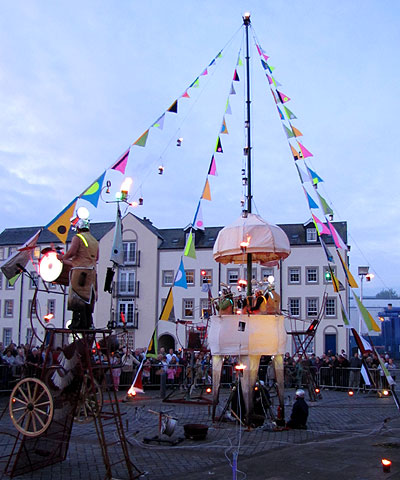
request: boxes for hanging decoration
[80,171,106,207]
[46,197,78,244]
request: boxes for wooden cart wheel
[74,374,103,424]
[9,377,54,437]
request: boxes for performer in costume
[59,218,99,329]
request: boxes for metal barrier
[318,366,399,391]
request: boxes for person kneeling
[286,389,308,430]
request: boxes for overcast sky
[0,1,399,295]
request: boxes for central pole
[243,13,252,299]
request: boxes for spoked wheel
[74,374,103,424]
[9,377,54,437]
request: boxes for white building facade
[0,214,350,356]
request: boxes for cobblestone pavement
[1,388,399,479]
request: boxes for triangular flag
[316,191,333,215]
[111,149,130,174]
[283,124,295,139]
[193,201,205,230]
[208,155,217,176]
[46,197,78,244]
[297,141,313,158]
[160,287,174,321]
[290,143,301,160]
[337,250,358,288]
[174,258,188,289]
[339,298,351,328]
[216,51,222,59]
[230,83,236,95]
[80,171,106,208]
[8,273,21,287]
[189,77,199,88]
[184,231,196,259]
[261,59,269,70]
[110,208,124,265]
[375,350,396,386]
[266,74,273,85]
[146,328,158,358]
[200,68,208,76]
[353,292,381,332]
[291,125,303,137]
[181,90,190,99]
[328,221,348,251]
[277,106,284,120]
[331,270,344,293]
[256,44,263,56]
[208,58,216,67]
[233,70,240,81]
[295,164,311,184]
[133,129,149,147]
[303,187,319,209]
[215,137,223,153]
[277,90,290,103]
[167,100,178,113]
[1,229,41,281]
[319,236,334,263]
[306,166,323,185]
[202,179,212,201]
[192,78,200,88]
[311,213,331,235]
[351,327,373,355]
[225,100,232,115]
[237,57,243,67]
[284,106,297,119]
[152,113,165,129]
[220,118,229,134]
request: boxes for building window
[29,271,39,290]
[47,299,56,316]
[200,269,212,285]
[47,281,57,290]
[118,300,137,326]
[227,269,239,285]
[28,300,37,318]
[306,267,319,284]
[306,228,318,242]
[200,297,211,317]
[8,247,16,257]
[185,270,195,286]
[261,268,274,281]
[323,266,337,284]
[26,328,35,344]
[123,241,137,264]
[119,271,135,294]
[183,299,194,318]
[288,267,301,284]
[162,270,174,286]
[0,247,4,261]
[6,279,15,290]
[161,297,175,321]
[293,335,314,355]
[288,298,301,317]
[3,328,12,347]
[4,300,13,318]
[325,298,337,317]
[306,298,319,317]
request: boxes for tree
[375,288,400,299]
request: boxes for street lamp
[358,266,374,334]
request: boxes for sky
[0,0,399,295]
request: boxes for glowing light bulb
[77,206,90,220]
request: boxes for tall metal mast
[243,12,253,299]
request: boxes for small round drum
[39,251,71,286]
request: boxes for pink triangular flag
[256,44,262,56]
[311,213,331,236]
[328,221,348,250]
[111,149,130,174]
[297,141,313,158]
[181,90,190,98]
[200,68,208,76]
[208,155,217,176]
[266,74,273,85]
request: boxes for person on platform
[286,389,309,429]
[59,218,99,330]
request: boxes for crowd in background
[0,339,397,393]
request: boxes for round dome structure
[213,213,291,265]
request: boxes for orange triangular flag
[202,179,211,201]
[290,144,301,160]
[291,125,303,137]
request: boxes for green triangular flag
[184,232,196,259]
[237,57,243,66]
[283,124,294,138]
[133,129,149,147]
[284,106,297,120]
[316,191,333,215]
[8,273,21,286]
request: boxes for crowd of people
[0,339,397,393]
